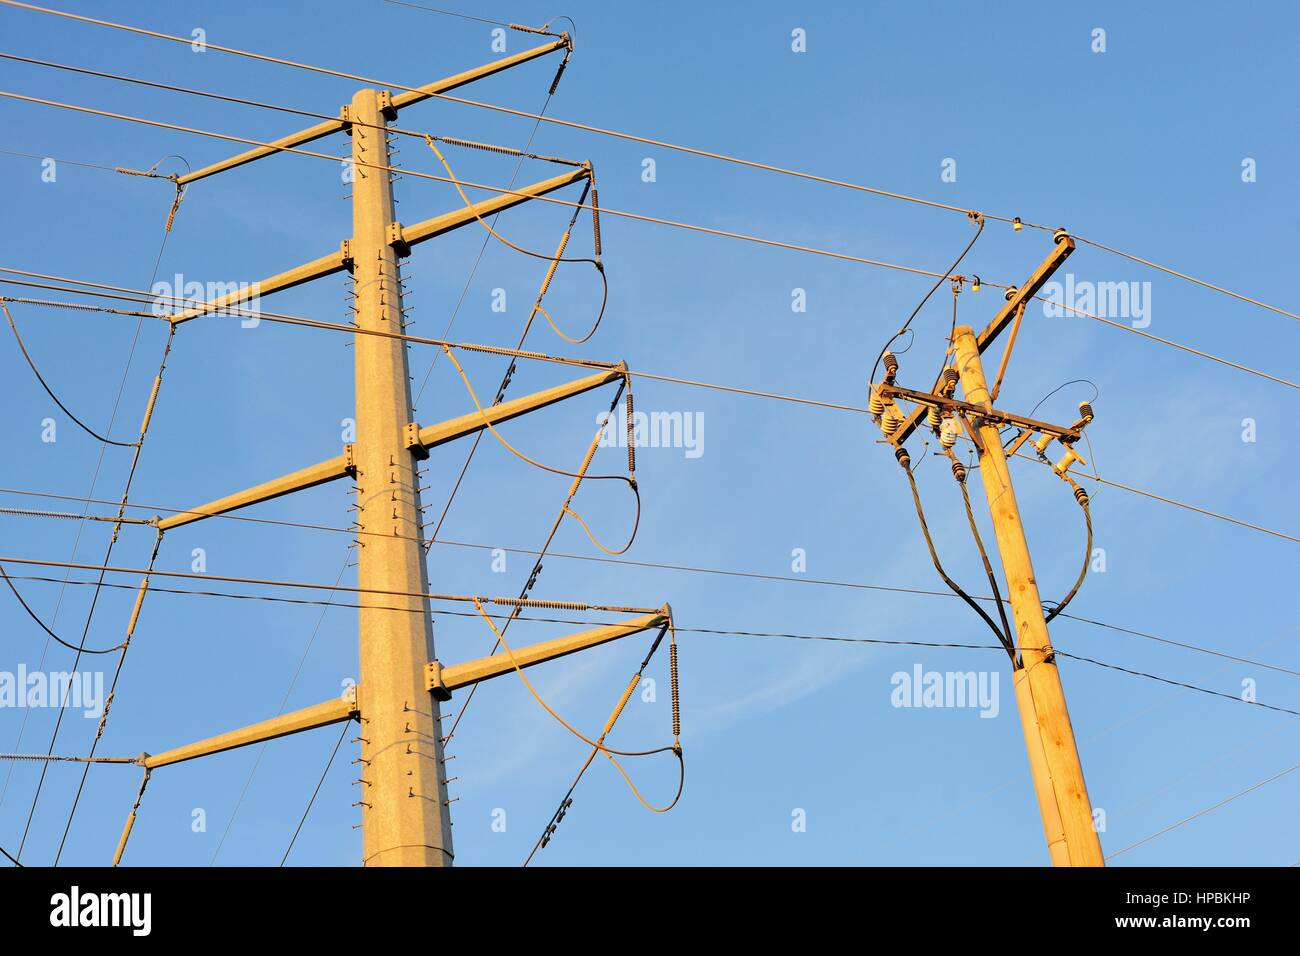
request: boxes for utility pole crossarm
[889,231,1075,448]
[426,612,669,700]
[176,38,570,186]
[141,692,358,769]
[168,165,591,324]
[877,384,1082,442]
[155,366,622,532]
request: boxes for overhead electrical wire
[441,386,637,750]
[0,553,656,615]
[3,277,1298,549]
[7,172,183,862]
[1,299,139,447]
[8,548,1298,681]
[4,0,1296,328]
[1105,760,1300,861]
[279,721,350,867]
[5,1,1297,864]
[898,456,1015,660]
[870,214,984,385]
[0,89,968,285]
[412,86,563,408]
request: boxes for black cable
[1,843,21,867]
[2,299,139,447]
[683,628,1300,719]
[1044,493,1092,625]
[1055,650,1300,719]
[280,720,350,866]
[0,561,124,654]
[899,457,1012,647]
[870,215,984,386]
[955,474,1016,660]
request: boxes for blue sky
[1,0,1297,867]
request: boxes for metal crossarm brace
[425,611,669,700]
[176,39,569,186]
[168,165,591,323]
[141,691,358,769]
[155,365,624,531]
[890,232,1075,448]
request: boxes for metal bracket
[404,423,429,460]
[378,90,397,120]
[426,660,449,701]
[387,222,411,257]
[339,104,353,132]
[340,239,353,270]
[344,443,357,474]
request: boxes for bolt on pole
[951,324,1104,867]
[350,87,454,866]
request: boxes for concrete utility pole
[113,39,677,868]
[950,325,1104,867]
[349,88,452,866]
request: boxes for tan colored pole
[351,88,453,866]
[951,324,1104,867]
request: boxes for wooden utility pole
[349,88,453,866]
[950,324,1104,867]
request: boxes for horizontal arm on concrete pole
[177,39,568,186]
[142,693,358,769]
[399,165,591,248]
[169,247,347,324]
[426,612,668,699]
[168,165,590,324]
[156,451,354,531]
[158,367,618,532]
[890,233,1075,448]
[415,365,623,451]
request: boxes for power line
[0,271,872,412]
[381,0,515,30]
[5,278,1300,544]
[0,553,657,614]
[4,485,1299,678]
[0,89,970,285]
[1105,760,1300,860]
[1034,294,1300,392]
[1053,650,1300,718]
[9,179,181,862]
[5,0,1296,327]
[1,299,140,446]
[692,628,1300,719]
[0,146,173,180]
[279,720,350,867]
